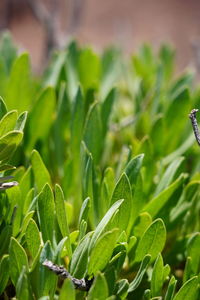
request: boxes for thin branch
[43,260,93,291]
[0,176,18,190]
[189,109,200,146]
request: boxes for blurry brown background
[1,0,200,72]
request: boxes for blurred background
[1,0,200,73]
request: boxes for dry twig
[43,260,93,291]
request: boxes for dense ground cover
[0,32,200,299]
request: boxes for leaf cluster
[0,33,199,299]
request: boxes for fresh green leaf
[9,237,28,286]
[37,183,55,243]
[70,232,92,278]
[87,272,109,300]
[173,276,199,300]
[128,254,151,292]
[55,184,71,257]
[144,174,187,218]
[89,199,124,251]
[59,278,75,300]
[31,150,51,192]
[6,53,33,112]
[88,228,119,276]
[0,255,9,294]
[134,219,166,262]
[26,218,41,258]
[110,173,132,232]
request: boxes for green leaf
[0,32,17,74]
[154,157,185,196]
[151,253,164,297]
[110,173,132,232]
[37,183,55,243]
[0,130,23,161]
[101,88,116,137]
[23,189,35,214]
[16,266,31,300]
[187,232,200,274]
[55,184,72,257]
[87,272,109,300]
[143,174,186,218]
[53,83,70,172]
[79,220,87,241]
[78,197,91,226]
[15,111,28,131]
[162,133,194,166]
[59,279,75,300]
[0,225,12,257]
[130,173,145,223]
[134,219,166,262]
[165,88,190,151]
[78,48,100,91]
[9,237,28,286]
[26,218,41,258]
[164,276,177,300]
[0,163,15,172]
[18,210,34,240]
[0,255,9,294]
[20,166,32,206]
[70,232,92,278]
[84,102,103,164]
[44,51,66,87]
[70,87,84,156]
[38,241,57,298]
[115,279,129,300]
[31,150,51,192]
[125,154,144,188]
[0,110,18,136]
[133,212,152,238]
[6,53,33,112]
[128,254,151,292]
[54,236,69,262]
[173,276,199,300]
[89,199,124,252]
[0,96,7,119]
[88,228,119,276]
[28,87,56,149]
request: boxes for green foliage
[0,35,199,299]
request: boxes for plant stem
[43,260,93,291]
[189,109,200,146]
